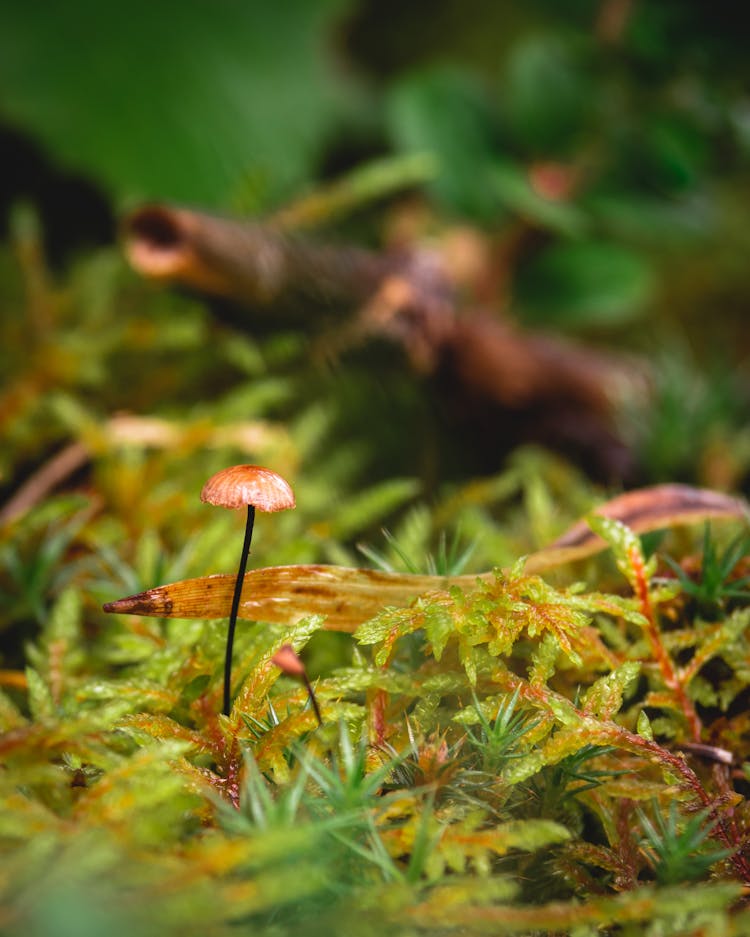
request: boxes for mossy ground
[3,226,750,937]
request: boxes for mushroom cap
[271,644,306,678]
[200,464,296,512]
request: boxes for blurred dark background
[2,0,750,493]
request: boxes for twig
[0,442,88,526]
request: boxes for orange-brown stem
[627,545,702,741]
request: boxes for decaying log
[350,277,645,479]
[440,313,644,479]
[124,204,647,480]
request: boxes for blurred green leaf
[503,34,591,156]
[588,192,716,245]
[328,477,421,541]
[516,239,655,328]
[387,67,499,220]
[643,115,709,192]
[491,161,587,236]
[0,0,356,206]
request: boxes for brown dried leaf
[102,485,748,631]
[103,565,450,632]
[528,483,747,570]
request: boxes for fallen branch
[124,204,445,317]
[124,204,648,479]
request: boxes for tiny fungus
[271,643,322,726]
[201,464,295,715]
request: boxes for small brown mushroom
[201,465,295,715]
[271,643,322,725]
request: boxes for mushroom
[271,643,322,726]
[201,464,295,715]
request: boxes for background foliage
[2,2,750,935]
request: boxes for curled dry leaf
[103,483,748,631]
[528,483,748,570]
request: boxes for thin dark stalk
[302,673,323,726]
[223,504,255,716]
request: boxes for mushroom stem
[223,504,255,715]
[302,673,323,726]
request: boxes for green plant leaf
[491,161,587,236]
[516,240,655,328]
[503,34,591,155]
[0,0,355,206]
[387,66,498,220]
